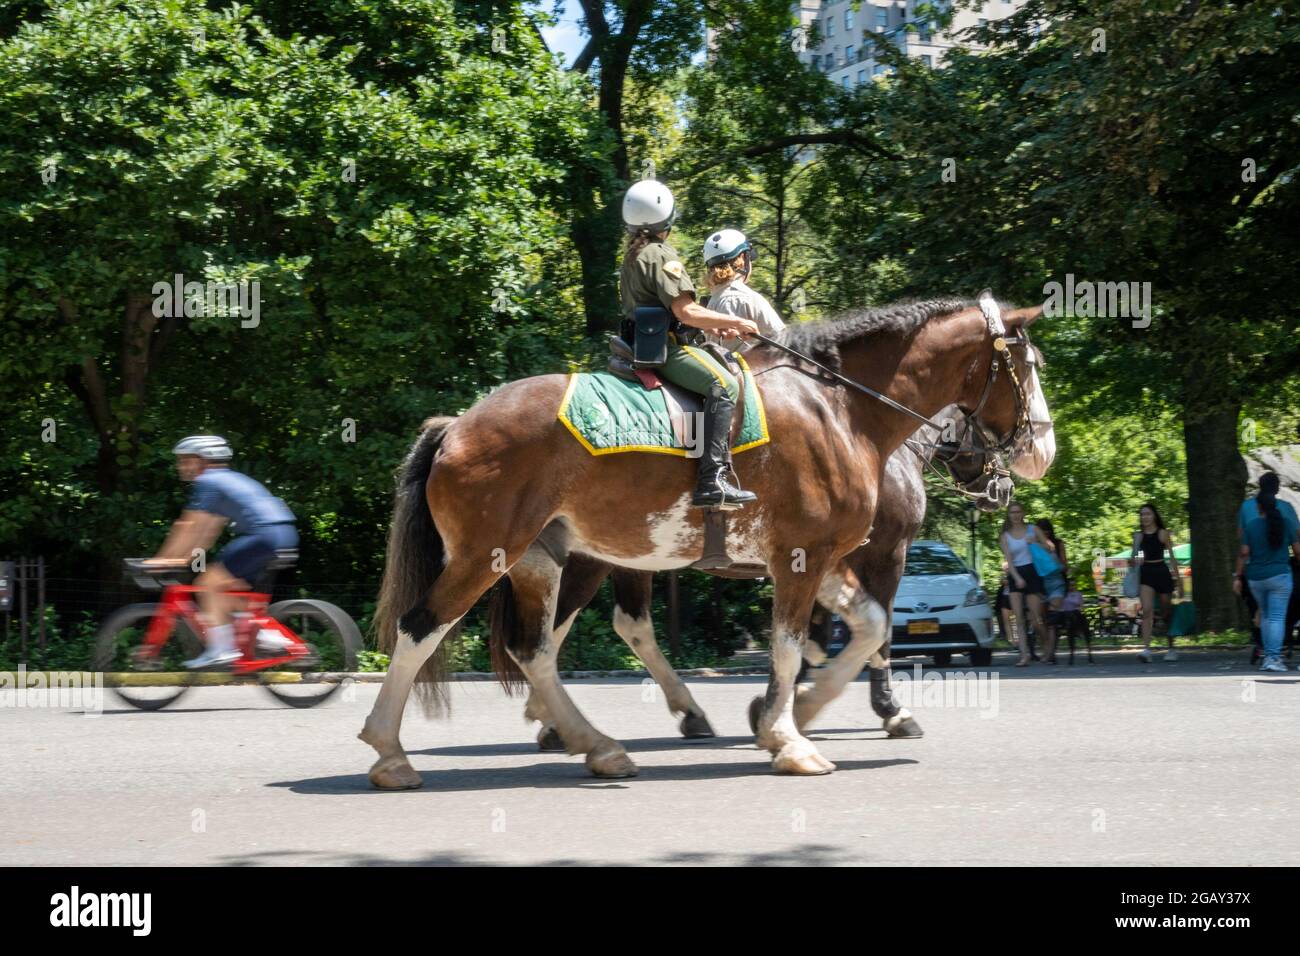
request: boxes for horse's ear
[1004,304,1045,328]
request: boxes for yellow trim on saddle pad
[557,353,770,457]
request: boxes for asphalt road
[4,650,1298,865]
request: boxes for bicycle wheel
[93,603,202,710]
[259,599,361,708]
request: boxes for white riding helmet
[702,228,751,268]
[622,179,677,235]
[172,434,233,461]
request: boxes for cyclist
[143,435,298,668]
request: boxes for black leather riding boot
[691,386,757,509]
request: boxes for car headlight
[964,587,988,607]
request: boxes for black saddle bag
[632,306,671,368]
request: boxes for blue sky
[532,0,588,67]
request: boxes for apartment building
[794,0,1027,89]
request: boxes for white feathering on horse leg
[795,577,888,732]
[759,625,836,775]
[359,621,459,789]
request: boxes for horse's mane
[773,296,996,370]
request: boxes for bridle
[928,333,1039,502]
[755,291,1041,503]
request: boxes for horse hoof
[368,755,423,791]
[772,742,835,776]
[884,714,924,738]
[537,726,566,752]
[747,695,764,735]
[679,712,716,739]
[586,745,639,779]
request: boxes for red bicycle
[93,557,361,710]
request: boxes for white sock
[208,624,236,654]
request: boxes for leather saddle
[607,335,747,447]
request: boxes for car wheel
[933,651,952,667]
[969,647,993,666]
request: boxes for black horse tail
[487,577,528,697]
[372,416,458,717]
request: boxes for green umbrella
[1106,542,1191,561]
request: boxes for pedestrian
[1034,518,1069,663]
[1131,502,1183,663]
[1234,472,1300,672]
[999,501,1047,667]
[995,561,1016,646]
[1239,472,1300,663]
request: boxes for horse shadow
[270,756,918,795]
[408,726,902,759]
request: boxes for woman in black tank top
[1132,502,1184,663]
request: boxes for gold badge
[663,260,684,279]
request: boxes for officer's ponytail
[624,230,653,264]
[1257,471,1284,550]
[707,252,747,290]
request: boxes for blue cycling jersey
[186,468,295,535]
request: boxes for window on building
[873,63,886,76]
[845,43,854,63]
[826,16,834,37]
[922,54,933,68]
[845,8,854,30]
[918,21,932,43]
[857,69,867,84]
[842,75,852,89]
[811,54,821,70]
[875,5,887,29]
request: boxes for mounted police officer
[700,228,785,351]
[620,180,759,509]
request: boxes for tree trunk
[567,0,654,339]
[572,176,622,340]
[1182,399,1247,632]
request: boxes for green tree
[0,0,599,595]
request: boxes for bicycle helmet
[172,434,233,461]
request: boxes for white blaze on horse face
[1011,362,1055,480]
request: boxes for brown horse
[362,296,1050,788]
[504,404,1005,753]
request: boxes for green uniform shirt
[620,238,696,318]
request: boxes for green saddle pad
[558,355,769,457]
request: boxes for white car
[889,540,994,666]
